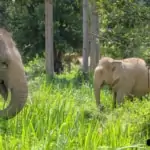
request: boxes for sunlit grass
[0,62,150,149]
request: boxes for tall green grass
[0,59,150,150]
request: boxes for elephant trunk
[94,81,104,107]
[0,74,28,119]
[94,85,101,107]
[93,67,104,108]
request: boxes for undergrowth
[0,57,150,150]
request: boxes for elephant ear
[111,60,122,72]
[111,60,122,87]
[98,66,104,74]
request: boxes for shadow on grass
[46,70,94,89]
[0,118,9,134]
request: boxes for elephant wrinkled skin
[93,57,148,108]
[0,28,28,119]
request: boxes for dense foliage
[97,0,150,60]
[0,0,149,62]
[0,0,82,61]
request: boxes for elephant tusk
[111,77,120,88]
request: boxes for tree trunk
[45,0,54,76]
[89,0,100,71]
[82,0,89,73]
[95,8,100,64]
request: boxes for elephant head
[93,57,115,107]
[0,28,28,119]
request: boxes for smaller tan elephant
[93,56,148,109]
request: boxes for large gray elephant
[0,28,28,119]
[93,56,147,108]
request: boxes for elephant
[93,56,147,109]
[0,28,28,119]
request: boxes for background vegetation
[0,0,149,62]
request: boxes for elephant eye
[112,66,116,72]
[1,62,8,69]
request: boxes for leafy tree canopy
[0,0,149,62]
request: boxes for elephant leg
[112,91,117,108]
[116,90,125,106]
